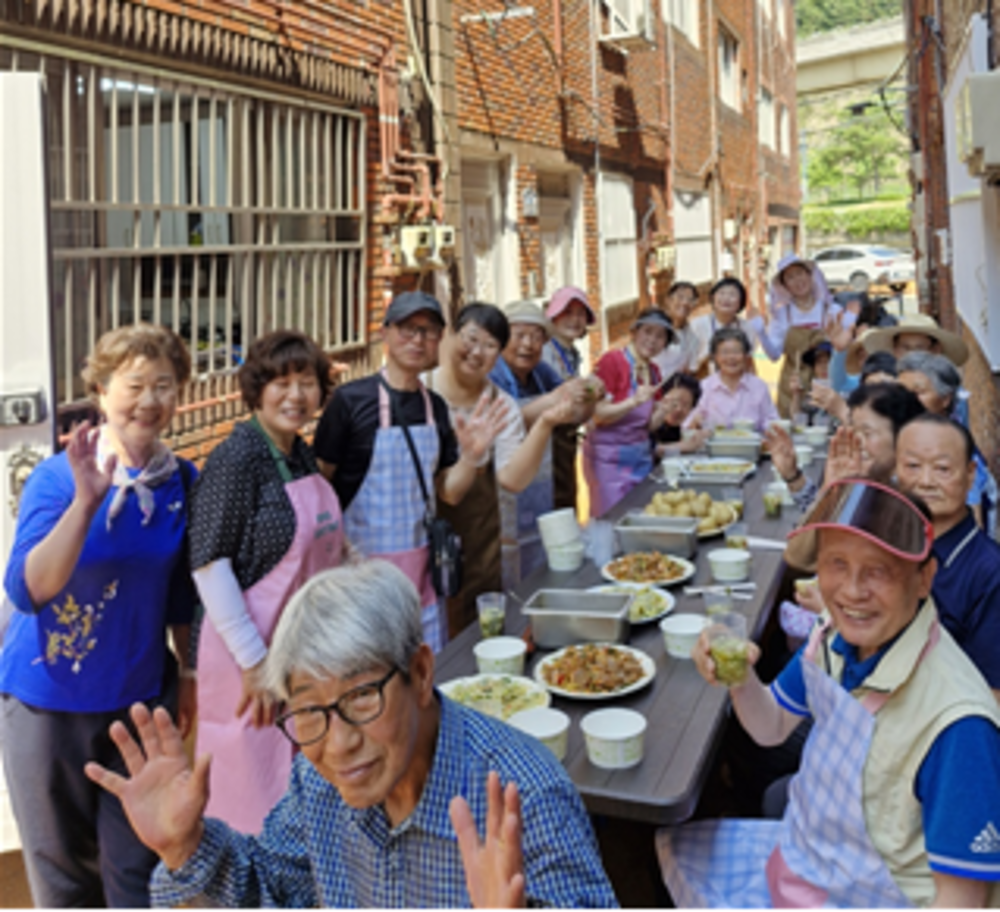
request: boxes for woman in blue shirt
[0,324,196,907]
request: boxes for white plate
[439,674,550,720]
[601,553,697,588]
[686,457,756,479]
[534,643,656,700]
[587,583,676,624]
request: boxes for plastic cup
[707,612,750,687]
[586,519,616,568]
[704,590,734,616]
[725,521,748,550]
[720,485,744,520]
[477,592,506,638]
[763,484,784,519]
[661,458,685,486]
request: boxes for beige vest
[813,599,1000,907]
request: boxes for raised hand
[450,771,526,909]
[562,377,601,425]
[808,384,848,423]
[540,392,576,428]
[795,580,826,616]
[825,312,854,352]
[66,421,116,510]
[824,426,864,486]
[764,426,797,481]
[678,428,710,454]
[84,704,210,871]
[633,383,658,406]
[455,392,511,463]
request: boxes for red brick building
[0,0,799,455]
[904,0,1000,478]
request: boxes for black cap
[631,308,676,344]
[384,291,446,327]
[802,340,833,367]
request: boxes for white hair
[265,560,424,700]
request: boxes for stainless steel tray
[707,437,762,461]
[521,589,631,649]
[614,511,698,558]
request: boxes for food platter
[601,552,697,587]
[587,583,675,624]
[534,643,656,700]
[687,457,756,479]
[439,674,550,720]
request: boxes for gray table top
[434,456,824,826]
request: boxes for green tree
[806,108,906,201]
[796,0,902,36]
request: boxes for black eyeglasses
[395,322,443,342]
[276,667,398,747]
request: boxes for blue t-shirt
[489,357,564,401]
[1,453,197,712]
[772,632,1000,882]
[931,512,1000,688]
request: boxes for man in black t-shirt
[313,291,507,649]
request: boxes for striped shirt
[151,694,618,907]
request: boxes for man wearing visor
[657,478,1000,908]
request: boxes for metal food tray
[614,511,698,558]
[707,437,761,461]
[521,589,632,649]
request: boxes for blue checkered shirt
[151,694,618,907]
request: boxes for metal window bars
[1,41,367,437]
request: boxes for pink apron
[342,374,443,650]
[197,434,344,834]
[657,620,921,907]
[582,349,656,517]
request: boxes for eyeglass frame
[458,327,501,356]
[392,320,443,342]
[275,666,400,747]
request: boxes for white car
[809,245,914,293]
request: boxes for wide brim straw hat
[846,328,881,375]
[861,314,969,367]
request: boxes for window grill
[0,40,368,436]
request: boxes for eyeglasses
[458,328,501,356]
[511,327,546,347]
[275,667,398,747]
[394,322,443,342]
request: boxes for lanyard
[550,337,577,379]
[623,345,645,395]
[249,415,295,484]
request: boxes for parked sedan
[810,245,914,293]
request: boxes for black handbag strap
[377,372,435,520]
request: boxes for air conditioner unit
[397,225,433,270]
[425,224,456,270]
[957,71,1000,182]
[599,0,655,50]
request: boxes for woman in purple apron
[583,309,673,517]
[190,331,347,834]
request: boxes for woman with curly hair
[189,329,351,834]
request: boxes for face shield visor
[785,479,934,572]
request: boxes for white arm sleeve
[192,559,268,670]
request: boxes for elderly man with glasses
[657,478,1000,908]
[84,561,618,908]
[313,291,507,651]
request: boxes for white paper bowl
[546,539,585,572]
[802,426,829,448]
[507,707,571,761]
[795,445,814,468]
[537,508,582,549]
[580,708,647,770]
[767,418,792,434]
[473,636,526,676]
[660,613,708,659]
[708,547,752,583]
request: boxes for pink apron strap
[378,369,435,428]
[802,618,831,662]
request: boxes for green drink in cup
[477,592,506,638]
[707,612,750,687]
